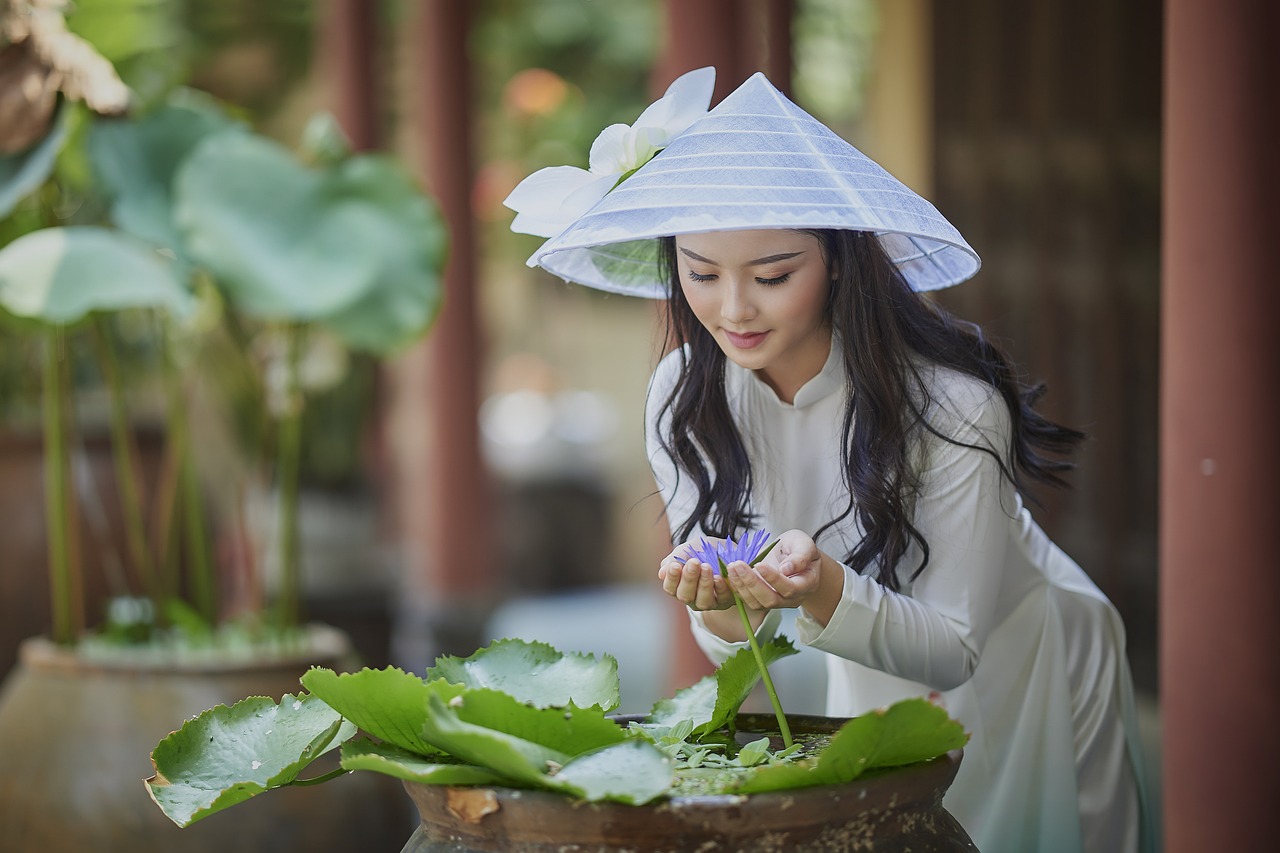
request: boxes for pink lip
[724,330,769,350]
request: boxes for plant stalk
[42,329,74,644]
[289,767,347,787]
[92,315,158,605]
[274,323,304,629]
[161,322,215,627]
[732,590,793,749]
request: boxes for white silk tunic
[645,343,1154,853]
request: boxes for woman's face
[675,229,832,403]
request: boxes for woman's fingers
[693,564,725,611]
[660,559,728,610]
[727,559,813,610]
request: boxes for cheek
[681,284,719,327]
[784,279,830,327]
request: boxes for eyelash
[685,271,792,286]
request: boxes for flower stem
[732,590,793,749]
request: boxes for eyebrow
[678,247,806,266]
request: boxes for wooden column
[655,0,792,98]
[1161,0,1280,849]
[319,0,381,151]
[390,0,493,663]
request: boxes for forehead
[674,229,819,262]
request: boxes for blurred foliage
[0,0,452,645]
[469,0,659,265]
[182,0,313,117]
[1,0,327,458]
[793,0,878,126]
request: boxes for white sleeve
[794,386,1013,691]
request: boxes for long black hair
[654,229,1084,592]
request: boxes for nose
[720,278,756,325]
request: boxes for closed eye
[756,273,791,286]
[687,270,716,282]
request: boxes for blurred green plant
[0,1,446,647]
[470,0,658,266]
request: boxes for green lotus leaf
[145,693,356,828]
[0,226,191,325]
[0,103,70,219]
[87,94,245,253]
[437,687,628,756]
[339,737,504,786]
[648,636,798,738]
[552,740,674,805]
[419,692,572,789]
[300,666,464,757]
[735,697,969,793]
[427,638,621,712]
[417,691,670,803]
[173,133,445,346]
[315,154,446,353]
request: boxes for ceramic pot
[399,713,977,853]
[0,625,414,852]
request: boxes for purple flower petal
[674,530,773,576]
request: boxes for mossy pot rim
[15,622,350,675]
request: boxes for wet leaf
[648,636,798,737]
[438,688,628,755]
[735,697,968,793]
[145,693,355,827]
[301,666,464,758]
[339,737,504,786]
[428,638,621,712]
[553,740,674,804]
[420,693,671,803]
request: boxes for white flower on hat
[504,66,715,239]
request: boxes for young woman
[507,68,1152,853]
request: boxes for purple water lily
[673,528,793,747]
[675,529,772,576]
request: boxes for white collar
[727,338,844,410]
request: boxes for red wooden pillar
[655,0,794,692]
[655,0,793,98]
[319,0,381,151]
[1161,0,1280,849]
[390,0,494,662]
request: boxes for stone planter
[0,624,414,852]
[400,713,977,852]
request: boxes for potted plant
[0,4,446,849]
[146,634,975,852]
[145,535,977,852]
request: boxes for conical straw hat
[528,72,980,297]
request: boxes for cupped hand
[722,528,824,611]
[658,543,735,612]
